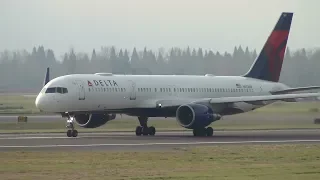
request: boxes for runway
[0,129,320,151]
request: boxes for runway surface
[0,129,320,151]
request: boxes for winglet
[243,12,293,82]
[43,67,50,86]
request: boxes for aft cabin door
[75,80,85,100]
[128,80,136,100]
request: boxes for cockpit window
[62,88,68,93]
[45,87,68,94]
[45,87,56,93]
[57,87,62,94]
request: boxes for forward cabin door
[75,80,85,100]
[128,80,136,100]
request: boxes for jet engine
[176,103,221,129]
[74,113,116,128]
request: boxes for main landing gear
[193,127,214,137]
[135,116,156,136]
[66,116,78,137]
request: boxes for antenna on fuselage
[43,67,50,87]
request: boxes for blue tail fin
[243,12,293,82]
[43,67,50,86]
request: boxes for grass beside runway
[1,144,320,180]
[0,95,39,114]
[1,117,320,133]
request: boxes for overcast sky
[0,0,319,58]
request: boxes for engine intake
[176,104,221,129]
[74,113,116,128]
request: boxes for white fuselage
[35,73,289,116]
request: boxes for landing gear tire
[206,127,213,136]
[66,116,78,137]
[66,129,78,137]
[193,127,214,137]
[136,116,156,136]
[149,126,156,136]
[136,126,142,136]
[193,128,206,137]
[135,126,156,136]
[142,127,149,136]
[72,130,78,137]
[67,130,72,137]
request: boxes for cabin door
[75,80,85,100]
[171,85,178,97]
[128,80,136,100]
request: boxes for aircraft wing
[208,92,320,104]
[270,86,320,94]
[145,92,320,108]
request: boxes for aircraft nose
[35,95,45,111]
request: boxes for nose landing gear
[66,116,78,137]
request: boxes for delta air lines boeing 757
[35,12,320,137]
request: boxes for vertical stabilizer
[243,12,293,82]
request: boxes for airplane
[35,12,320,138]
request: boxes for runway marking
[1,139,320,148]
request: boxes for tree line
[0,45,319,92]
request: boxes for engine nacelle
[74,113,114,128]
[176,103,221,129]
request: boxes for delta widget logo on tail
[87,80,118,87]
